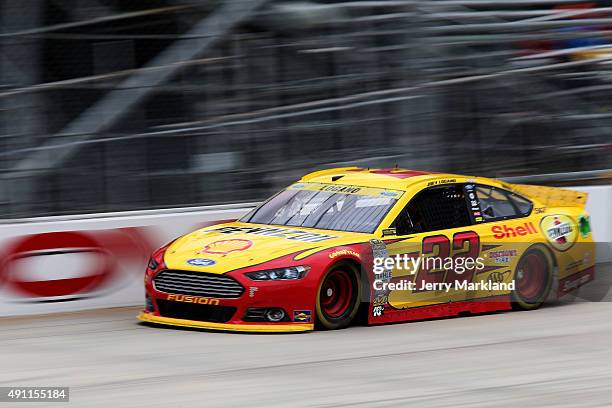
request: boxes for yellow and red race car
[138,167,595,333]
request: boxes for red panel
[369,296,512,325]
[558,266,596,297]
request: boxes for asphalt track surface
[2,264,611,408]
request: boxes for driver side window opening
[391,184,472,235]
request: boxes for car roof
[299,167,478,191]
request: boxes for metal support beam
[10,0,268,174]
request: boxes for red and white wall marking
[0,205,254,316]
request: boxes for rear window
[241,182,402,233]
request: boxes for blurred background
[0,0,611,218]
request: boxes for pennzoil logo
[167,294,220,305]
[540,215,577,252]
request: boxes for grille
[153,269,245,298]
[156,299,236,323]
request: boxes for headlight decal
[245,266,310,281]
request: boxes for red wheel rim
[320,269,354,318]
[516,252,546,300]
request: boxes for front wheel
[512,247,553,310]
[315,263,361,330]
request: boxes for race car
[138,167,595,332]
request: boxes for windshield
[241,182,402,233]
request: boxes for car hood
[163,221,370,274]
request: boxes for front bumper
[138,311,313,333]
[142,267,318,333]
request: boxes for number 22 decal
[414,231,480,291]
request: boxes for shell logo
[201,239,253,255]
[540,215,578,252]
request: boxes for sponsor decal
[329,249,361,259]
[373,294,388,306]
[370,239,392,297]
[372,305,384,317]
[289,182,403,198]
[565,259,583,273]
[578,215,591,238]
[167,294,220,305]
[558,267,595,296]
[372,294,388,317]
[214,226,336,243]
[380,191,399,197]
[487,270,511,284]
[464,184,482,223]
[249,287,258,298]
[186,258,216,267]
[491,222,537,239]
[540,215,577,251]
[487,249,518,264]
[535,207,546,214]
[371,239,389,262]
[320,185,361,194]
[201,239,253,255]
[293,310,312,322]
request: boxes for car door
[382,183,479,309]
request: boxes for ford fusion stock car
[138,167,595,332]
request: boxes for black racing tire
[511,246,553,310]
[315,262,361,330]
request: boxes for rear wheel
[316,263,361,330]
[512,247,553,310]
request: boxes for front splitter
[138,312,314,333]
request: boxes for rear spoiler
[506,183,588,208]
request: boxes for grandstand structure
[0,0,610,217]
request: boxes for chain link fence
[0,0,610,218]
